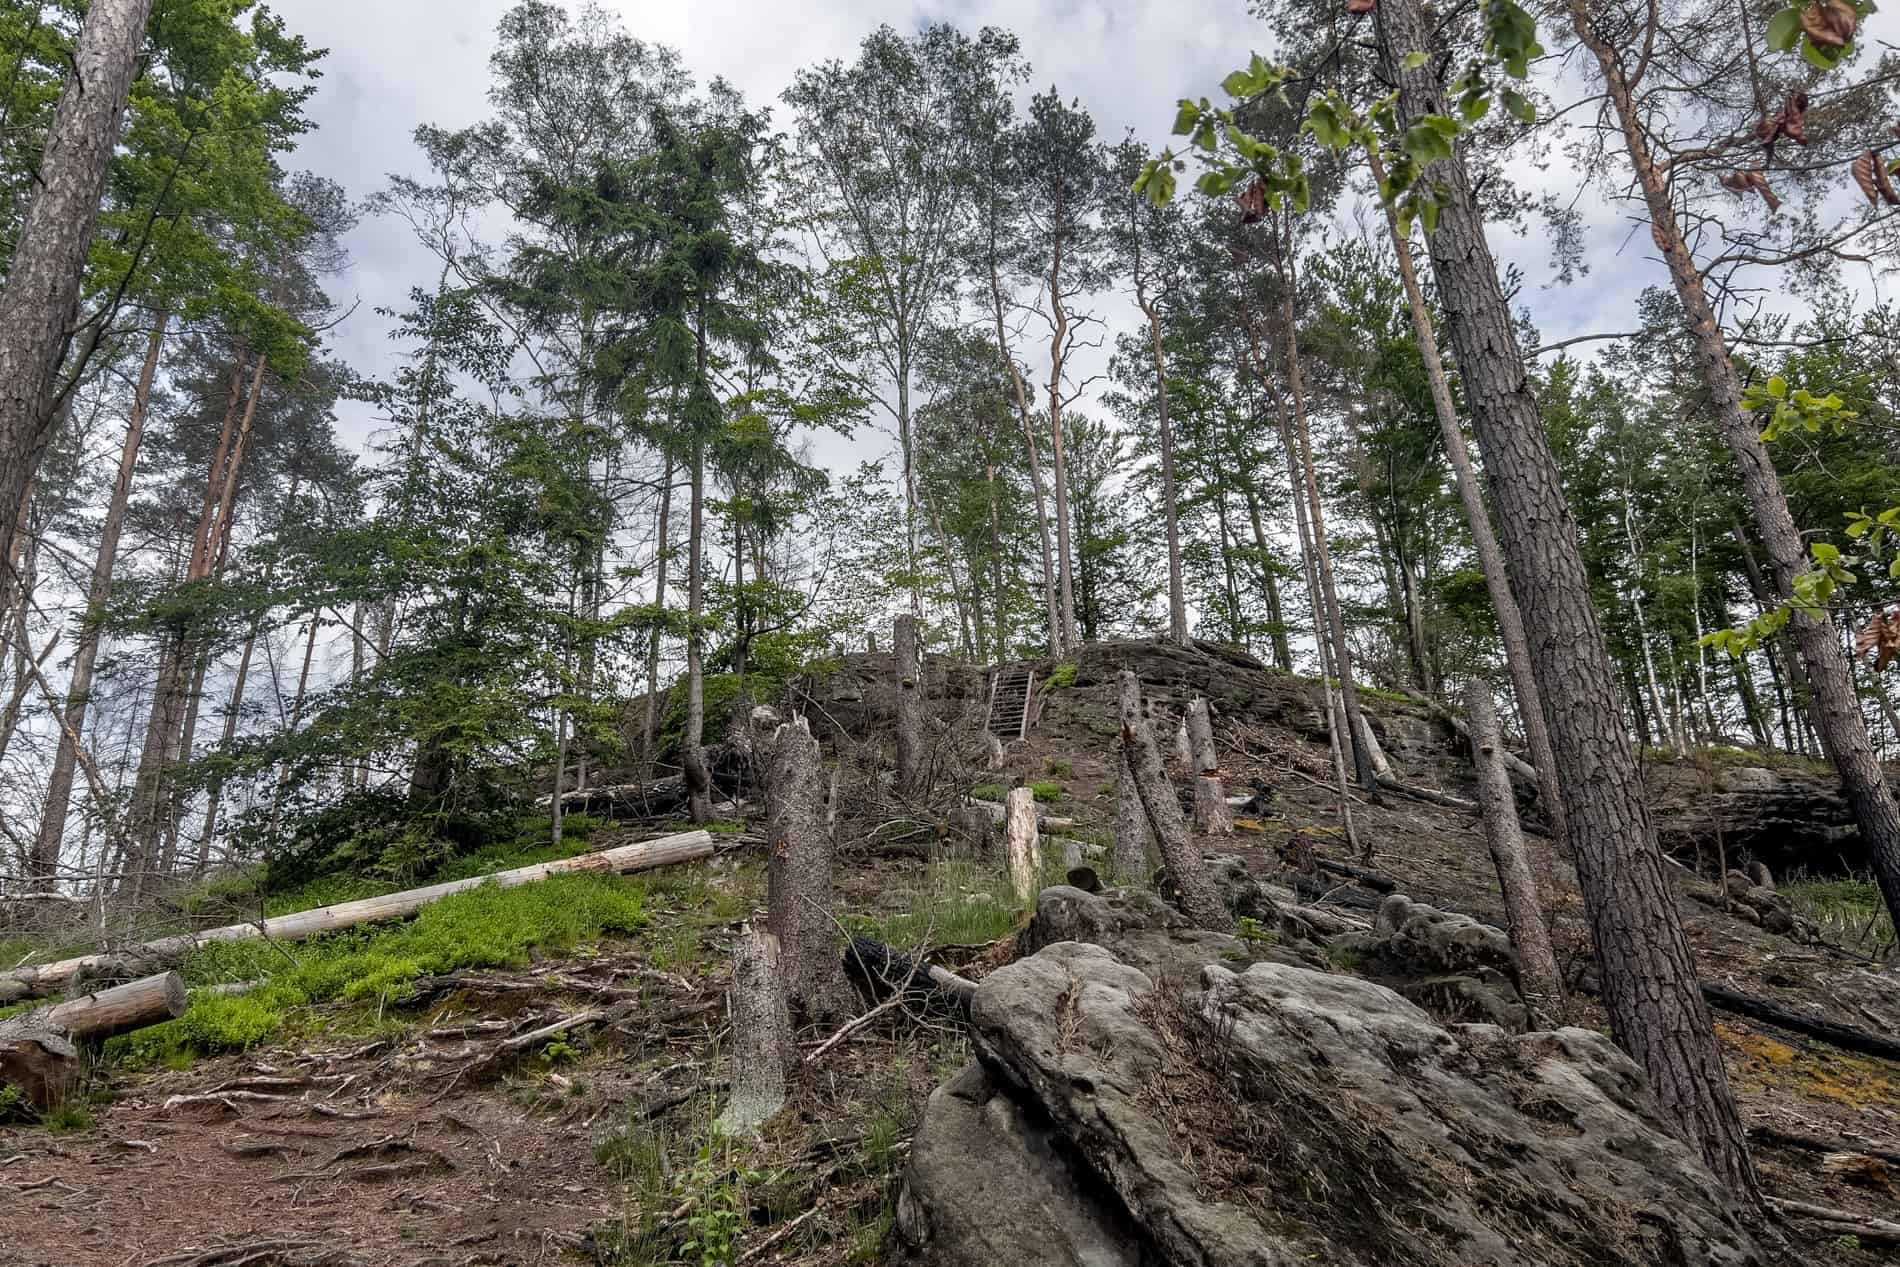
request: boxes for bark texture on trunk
[893,614,923,794]
[1117,671,1229,930]
[1367,150,1568,856]
[0,0,154,574]
[1187,698,1233,837]
[683,445,711,825]
[1005,785,1042,904]
[763,715,852,1024]
[1114,746,1155,882]
[1567,0,1900,940]
[1378,0,1757,1197]
[715,927,789,1136]
[1466,680,1565,1029]
[1141,295,1189,645]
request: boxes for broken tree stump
[894,614,923,794]
[1005,786,1042,904]
[716,927,790,1135]
[765,714,854,1024]
[1118,672,1230,931]
[1187,698,1233,837]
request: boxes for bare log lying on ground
[4,830,713,997]
[0,971,186,1107]
[1748,1123,1900,1168]
[1770,1198,1900,1245]
[1699,983,1900,1063]
[843,938,977,1019]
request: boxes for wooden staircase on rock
[986,665,1036,740]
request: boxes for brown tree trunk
[1569,2,1900,941]
[1466,680,1566,1028]
[893,614,923,794]
[763,714,852,1023]
[1139,293,1189,645]
[0,0,155,575]
[1377,0,1758,1197]
[1046,251,1079,652]
[1368,153,1567,850]
[1242,489,1292,670]
[683,443,711,825]
[38,324,161,870]
[1116,671,1229,930]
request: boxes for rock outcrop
[900,892,1764,1266]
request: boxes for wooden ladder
[986,665,1035,740]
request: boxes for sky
[269,0,1636,460]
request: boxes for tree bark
[1187,698,1233,836]
[1567,1,1900,941]
[1114,746,1155,883]
[893,614,923,794]
[1377,0,1758,1198]
[0,0,155,575]
[1046,250,1079,652]
[640,457,674,778]
[1465,680,1565,1028]
[763,715,851,1024]
[1005,785,1042,904]
[715,927,789,1135]
[683,442,711,825]
[1138,290,1189,645]
[1117,671,1229,930]
[986,260,1061,656]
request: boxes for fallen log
[1700,983,1900,1064]
[843,938,977,1019]
[1373,776,1552,839]
[1769,1198,1900,1246]
[4,830,714,996]
[539,777,691,818]
[0,971,187,1109]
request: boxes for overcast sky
[264,0,1894,469]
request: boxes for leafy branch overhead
[1133,0,1542,236]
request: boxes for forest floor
[5,645,1900,1265]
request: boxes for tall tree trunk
[196,612,260,874]
[0,0,154,575]
[1138,292,1189,644]
[1365,151,1568,851]
[1046,251,1079,653]
[1266,249,1376,791]
[986,261,1061,655]
[1573,12,1900,935]
[640,458,674,778]
[684,442,711,825]
[924,491,977,661]
[1242,489,1292,670]
[985,461,1008,659]
[1377,0,1757,1197]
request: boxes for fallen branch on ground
[3,830,713,998]
[1770,1198,1900,1245]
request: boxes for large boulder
[1020,884,1325,989]
[1328,893,1530,1030]
[899,940,1763,1266]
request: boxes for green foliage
[1029,782,1063,802]
[1045,661,1078,689]
[970,783,1006,802]
[1783,873,1895,958]
[42,1101,92,1134]
[110,874,646,1066]
[1744,374,1857,442]
[849,855,1024,947]
[0,1083,26,1122]
[1763,0,1874,70]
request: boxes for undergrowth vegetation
[109,872,648,1067]
[847,854,1023,949]
[1783,873,1896,959]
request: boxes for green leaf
[1501,88,1536,124]
[1460,91,1492,123]
[1847,517,1872,539]
[1890,556,1900,579]
[1767,374,1787,399]
[1766,5,1802,50]
[1402,50,1431,70]
[1222,68,1256,97]
[1401,122,1454,166]
[1172,100,1201,136]
[1812,541,1841,564]
[1802,36,1847,69]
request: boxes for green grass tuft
[1783,872,1895,958]
[969,783,1006,802]
[1029,781,1062,803]
[1045,661,1078,689]
[849,854,1023,948]
[110,873,648,1067]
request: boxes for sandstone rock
[1336,894,1529,1029]
[1020,884,1323,989]
[901,940,1764,1266]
